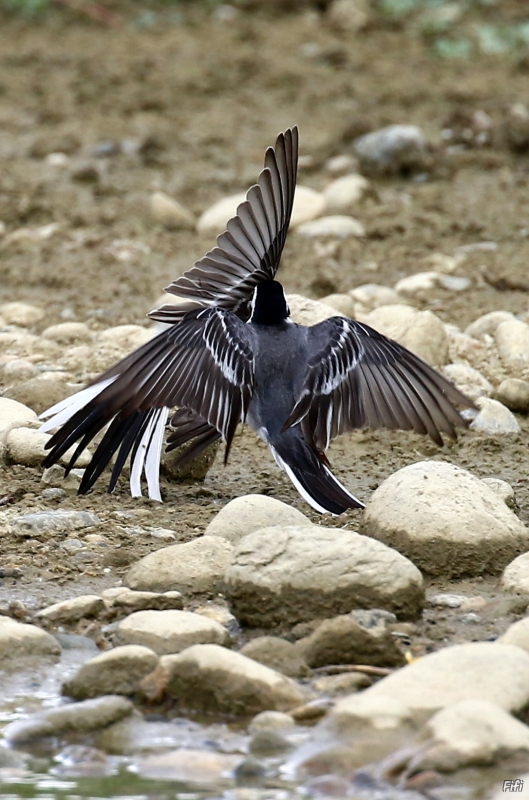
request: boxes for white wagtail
[40,127,474,514]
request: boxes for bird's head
[250,280,290,325]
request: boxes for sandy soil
[1,2,529,653]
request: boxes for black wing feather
[283,317,475,451]
[150,127,299,324]
[42,308,254,495]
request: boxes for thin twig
[312,664,393,677]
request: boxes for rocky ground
[2,1,529,798]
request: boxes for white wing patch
[320,319,358,395]
[39,377,118,433]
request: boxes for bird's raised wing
[282,317,475,451]
[40,308,254,499]
[150,127,299,324]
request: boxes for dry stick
[51,0,124,27]
[312,664,393,677]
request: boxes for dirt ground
[1,1,529,652]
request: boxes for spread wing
[150,126,299,324]
[40,308,254,500]
[282,317,475,451]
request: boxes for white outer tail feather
[39,375,168,502]
[270,445,361,515]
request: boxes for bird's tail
[270,430,364,515]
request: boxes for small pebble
[470,397,521,435]
[150,191,195,230]
[428,594,466,609]
[45,152,70,167]
[41,488,66,501]
[456,612,482,625]
[325,154,359,174]
[1,359,38,381]
[495,378,529,413]
[354,124,428,174]
[296,215,364,239]
[92,140,120,158]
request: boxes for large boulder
[364,461,529,577]
[0,616,61,664]
[224,525,424,626]
[4,696,133,743]
[329,642,529,729]
[62,645,159,700]
[160,643,307,715]
[418,700,529,772]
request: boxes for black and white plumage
[40,127,474,514]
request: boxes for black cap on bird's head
[250,280,290,325]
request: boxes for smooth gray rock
[8,374,74,415]
[394,271,441,297]
[364,461,529,577]
[205,494,309,545]
[296,215,365,239]
[442,363,493,401]
[320,293,356,317]
[37,595,105,625]
[249,710,295,734]
[495,378,529,412]
[499,617,529,654]
[354,125,427,174]
[115,609,230,655]
[364,305,448,366]
[101,587,184,613]
[0,616,61,664]
[6,427,91,469]
[470,397,521,435]
[495,319,529,374]
[502,553,529,594]
[350,283,400,313]
[0,301,44,327]
[62,645,159,700]
[161,643,307,715]
[124,535,233,594]
[418,700,529,771]
[150,191,195,230]
[15,510,100,534]
[0,397,37,435]
[322,173,369,212]
[225,525,424,626]
[42,322,93,344]
[240,636,309,678]
[302,614,406,669]
[135,748,243,787]
[329,642,529,729]
[312,671,371,696]
[4,695,133,743]
[465,310,515,339]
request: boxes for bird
[40,126,474,514]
